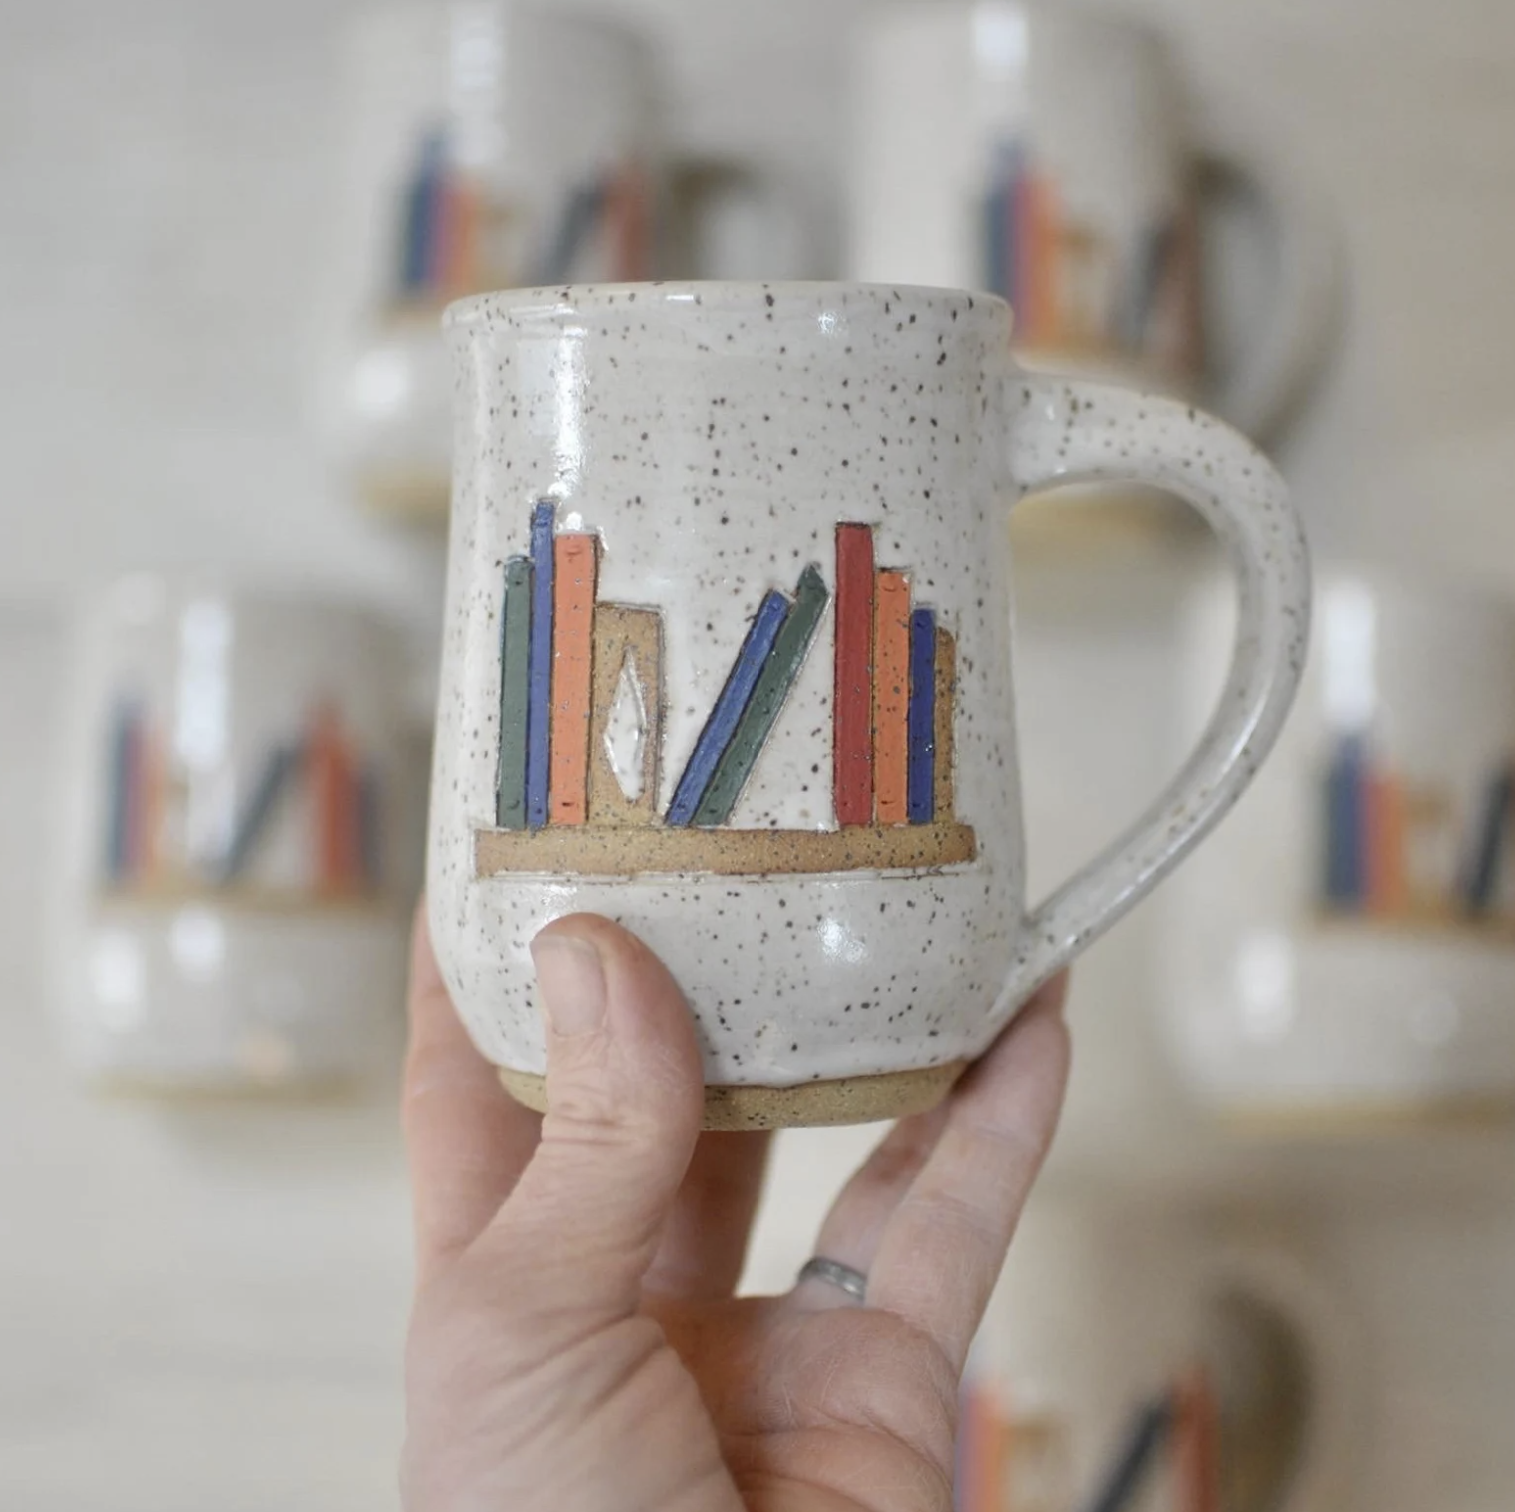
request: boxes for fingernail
[531,932,607,1037]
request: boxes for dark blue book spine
[984,173,1009,302]
[401,131,444,296]
[534,180,609,285]
[218,743,301,883]
[1463,765,1514,914]
[907,607,936,824]
[666,590,790,827]
[526,500,556,829]
[1078,1394,1175,1512]
[105,701,137,882]
[1126,217,1175,351]
[1323,734,1366,907]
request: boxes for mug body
[328,3,658,517]
[1162,566,1515,1122]
[431,281,1027,1124]
[50,578,410,1090]
[851,0,1198,391]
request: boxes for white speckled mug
[51,578,413,1093]
[430,281,1310,1128]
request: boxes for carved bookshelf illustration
[474,503,978,879]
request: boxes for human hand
[401,907,1070,1512]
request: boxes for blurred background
[6,0,1515,1507]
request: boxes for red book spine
[873,570,912,825]
[833,524,876,827]
[1173,1368,1220,1512]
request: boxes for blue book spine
[1000,144,1021,309]
[907,608,936,825]
[984,176,1009,301]
[1079,1394,1175,1512]
[105,701,137,882]
[1126,217,1175,352]
[666,590,790,827]
[526,501,556,829]
[401,131,445,296]
[1323,734,1366,907]
[218,743,301,884]
[1463,765,1514,914]
[534,180,609,286]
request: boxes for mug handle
[1196,134,1344,444]
[995,375,1311,1015]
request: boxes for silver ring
[797,1256,868,1303]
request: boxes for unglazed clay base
[499,1060,969,1131]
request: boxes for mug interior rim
[443,280,1012,332]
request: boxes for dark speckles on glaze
[428,283,1309,1119]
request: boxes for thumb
[489,913,705,1328]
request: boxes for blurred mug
[850,0,1338,444]
[428,281,1308,1130]
[980,1210,1358,1512]
[1162,567,1515,1126]
[319,2,809,524]
[50,577,411,1092]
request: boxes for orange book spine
[550,533,599,825]
[1020,170,1059,347]
[1173,1369,1220,1512]
[958,1380,1010,1512]
[442,176,482,296]
[873,570,912,825]
[309,706,346,891]
[1367,769,1409,915]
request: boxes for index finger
[403,902,541,1282]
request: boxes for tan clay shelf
[96,883,394,917]
[475,820,978,878]
[1312,908,1515,945]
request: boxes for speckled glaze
[429,282,1309,1119]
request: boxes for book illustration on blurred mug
[475,500,978,879]
[982,138,1201,377]
[1318,730,1515,938]
[383,126,651,310]
[100,699,386,911]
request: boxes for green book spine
[693,564,830,827]
[496,556,533,829]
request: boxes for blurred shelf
[95,883,397,919]
[1312,907,1515,946]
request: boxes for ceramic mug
[49,577,411,1091]
[982,1214,1359,1512]
[320,2,806,524]
[428,280,1309,1129]
[1162,567,1515,1126]
[850,0,1338,444]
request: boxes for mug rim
[443,280,1012,332]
